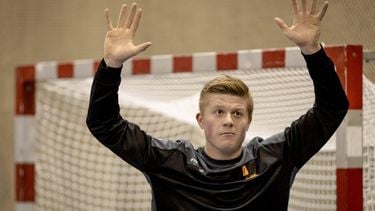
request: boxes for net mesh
[364,77,375,210]
[35,66,375,210]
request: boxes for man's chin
[218,144,242,157]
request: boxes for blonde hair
[199,75,253,121]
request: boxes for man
[86,0,349,210]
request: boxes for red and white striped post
[326,46,363,211]
[15,59,100,210]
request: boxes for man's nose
[223,113,234,127]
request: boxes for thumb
[274,17,289,33]
[134,42,152,55]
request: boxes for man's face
[196,93,250,160]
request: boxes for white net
[364,77,375,210]
[35,65,375,210]
[289,149,337,210]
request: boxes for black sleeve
[86,59,176,172]
[285,47,349,168]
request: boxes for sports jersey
[86,48,349,210]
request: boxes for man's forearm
[303,47,349,119]
[86,59,123,143]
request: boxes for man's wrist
[300,44,322,55]
[103,57,123,68]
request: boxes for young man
[86,0,349,210]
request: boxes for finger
[104,9,113,31]
[274,17,289,33]
[130,9,143,35]
[292,0,298,15]
[317,1,328,20]
[117,4,128,28]
[301,0,307,13]
[134,42,152,55]
[310,0,318,14]
[125,3,137,29]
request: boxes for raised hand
[274,0,328,54]
[104,3,152,68]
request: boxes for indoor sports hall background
[1,0,374,210]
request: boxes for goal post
[327,46,363,210]
[14,44,369,210]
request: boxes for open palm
[275,0,328,54]
[104,3,152,67]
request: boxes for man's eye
[215,109,224,115]
[233,111,242,117]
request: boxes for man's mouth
[220,132,235,135]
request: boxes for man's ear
[196,113,204,129]
[246,121,251,131]
[246,116,252,131]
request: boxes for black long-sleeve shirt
[86,48,349,210]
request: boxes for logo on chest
[241,161,257,180]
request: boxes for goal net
[363,76,375,210]
[15,45,375,210]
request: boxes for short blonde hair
[199,75,253,122]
